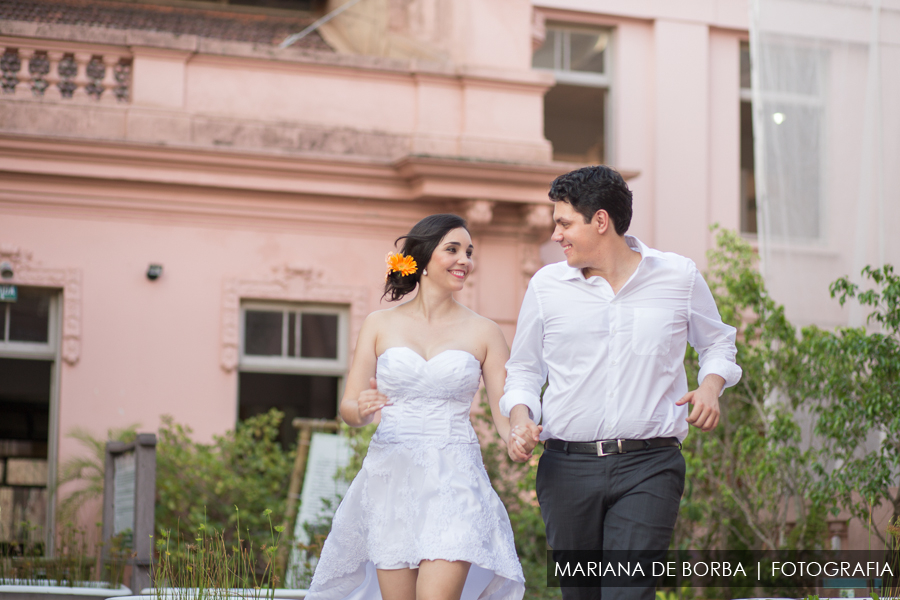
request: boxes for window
[0,286,58,546]
[0,286,57,353]
[742,41,825,240]
[239,302,348,448]
[533,25,611,164]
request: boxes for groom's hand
[508,405,542,462]
[676,374,724,432]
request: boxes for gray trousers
[536,445,686,600]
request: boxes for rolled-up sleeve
[687,269,742,392]
[500,281,546,423]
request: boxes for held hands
[676,374,725,432]
[508,405,542,463]
[357,378,392,425]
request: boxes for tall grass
[150,507,283,600]
[0,521,128,588]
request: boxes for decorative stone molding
[463,199,495,226]
[531,10,547,52]
[521,243,543,280]
[524,204,553,230]
[0,244,82,365]
[220,263,369,372]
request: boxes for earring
[423,268,428,276]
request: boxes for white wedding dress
[306,346,525,600]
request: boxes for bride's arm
[481,322,535,461]
[340,313,391,427]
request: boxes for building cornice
[0,133,616,204]
[0,134,638,238]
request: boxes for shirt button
[611,328,616,336]
[612,358,618,365]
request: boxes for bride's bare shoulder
[458,307,505,340]
[364,305,409,330]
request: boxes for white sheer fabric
[749,0,900,327]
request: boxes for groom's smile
[551,200,596,269]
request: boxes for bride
[306,214,537,600]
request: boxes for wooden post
[132,434,157,593]
[274,418,339,580]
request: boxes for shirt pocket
[632,307,675,356]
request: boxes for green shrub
[676,227,825,554]
[155,409,294,564]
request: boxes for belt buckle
[596,439,623,456]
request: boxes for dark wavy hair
[548,165,633,235]
[382,214,469,302]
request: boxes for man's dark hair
[548,166,633,235]
[383,213,469,302]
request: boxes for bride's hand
[357,377,392,423]
[508,423,542,462]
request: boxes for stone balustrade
[0,38,132,103]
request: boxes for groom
[502,166,741,600]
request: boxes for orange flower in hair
[386,252,417,277]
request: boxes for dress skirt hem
[305,440,525,600]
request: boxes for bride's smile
[422,227,474,289]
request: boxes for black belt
[544,437,681,456]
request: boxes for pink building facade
[10,0,877,552]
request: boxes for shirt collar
[560,265,585,282]
[626,235,661,259]
[558,235,656,283]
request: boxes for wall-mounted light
[146,264,163,281]
[0,261,13,279]
[772,112,786,125]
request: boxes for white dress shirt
[500,236,742,443]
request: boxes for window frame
[0,287,59,361]
[238,301,349,377]
[533,23,614,165]
[537,24,612,86]
[0,284,61,554]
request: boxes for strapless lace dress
[306,347,525,600]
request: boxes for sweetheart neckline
[377,346,480,364]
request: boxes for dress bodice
[372,346,482,445]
